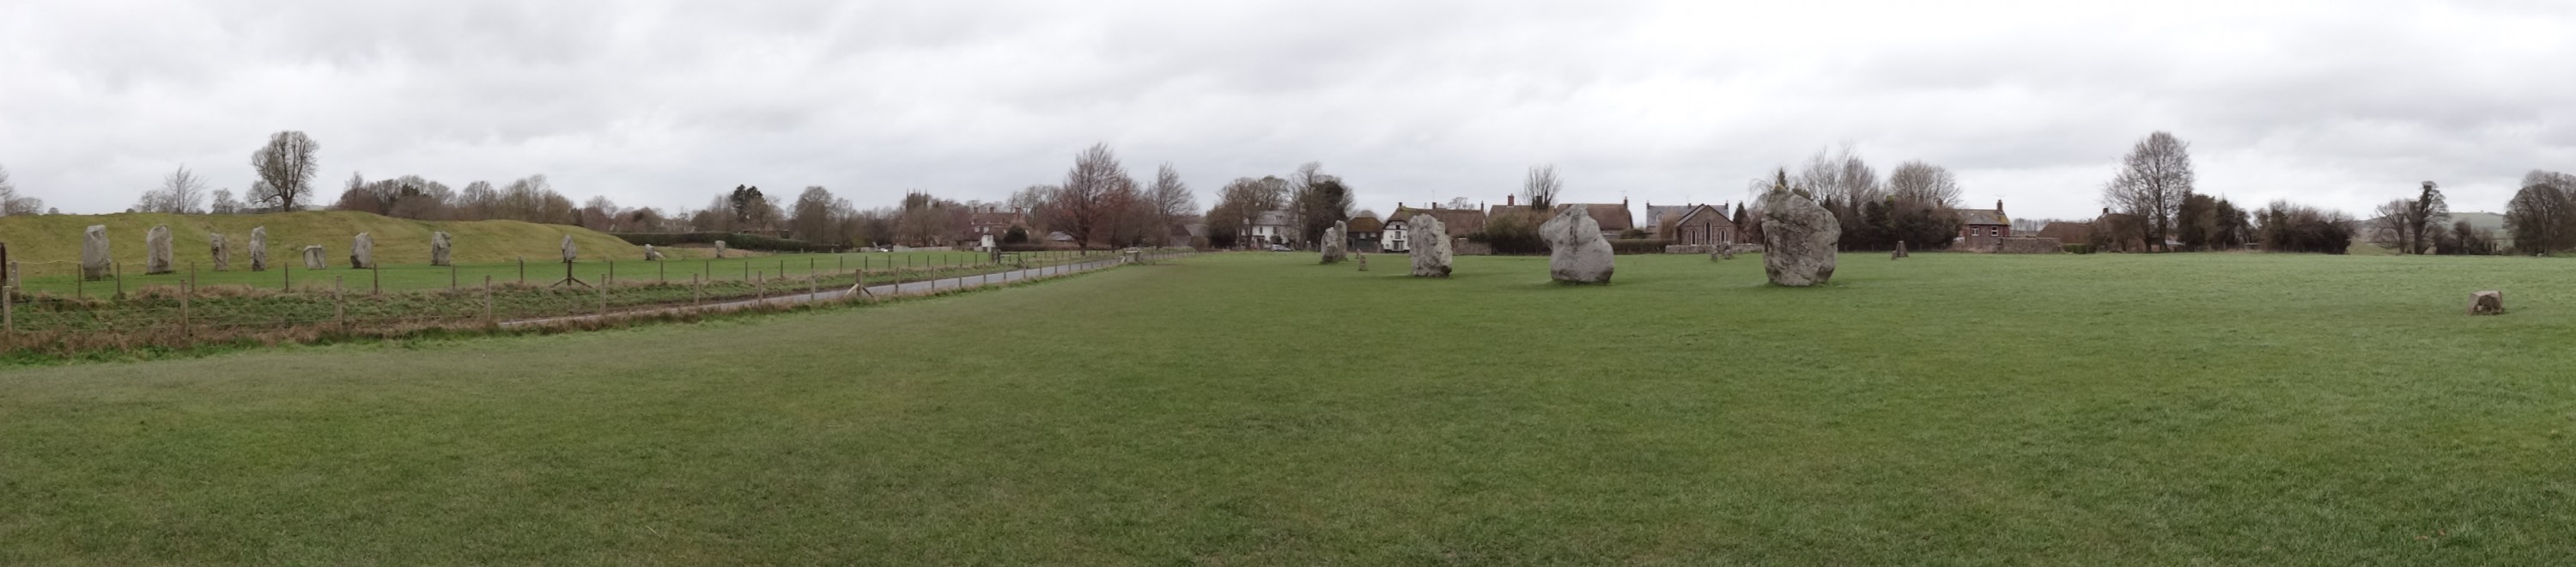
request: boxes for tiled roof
[1958,209,2009,226]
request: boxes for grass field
[3,252,2573,564]
[3,248,1072,296]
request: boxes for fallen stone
[81,225,110,281]
[210,233,231,271]
[1759,183,1841,287]
[430,231,453,266]
[302,245,327,270]
[2470,290,2505,315]
[1409,213,1453,277]
[1542,206,1614,284]
[248,227,270,271]
[145,224,175,274]
[349,232,374,269]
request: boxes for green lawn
[3,252,2572,564]
[5,250,1072,296]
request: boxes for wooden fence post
[334,277,345,329]
[607,259,616,285]
[114,262,124,301]
[182,265,194,337]
[518,257,526,284]
[283,263,291,291]
[693,274,702,308]
[598,279,608,316]
[756,271,766,301]
[451,264,458,290]
[373,265,381,296]
[3,284,13,333]
[807,275,817,302]
[483,276,494,326]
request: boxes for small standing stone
[1759,177,1842,287]
[1409,214,1453,277]
[1893,240,1909,259]
[430,231,453,266]
[302,245,327,270]
[644,244,664,261]
[349,232,374,269]
[2470,290,2505,315]
[561,235,578,263]
[1542,206,1614,284]
[210,233,231,271]
[145,224,175,274]
[81,225,110,281]
[714,240,727,259]
[1320,220,1348,264]
[1356,252,1368,271]
[248,227,270,271]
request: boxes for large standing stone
[644,244,663,261]
[1320,220,1348,264]
[1541,206,1614,284]
[1409,214,1453,277]
[430,231,453,266]
[302,245,327,270]
[210,233,231,271]
[1759,185,1842,287]
[561,235,578,263]
[2470,290,2505,315]
[81,225,110,281]
[248,227,270,271]
[145,224,175,274]
[349,233,374,269]
[713,240,727,259]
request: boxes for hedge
[608,232,841,253]
[1609,239,1673,255]
[2063,243,2096,254]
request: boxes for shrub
[2063,244,2095,254]
[1469,210,1549,255]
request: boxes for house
[2036,221,2093,247]
[1664,204,1736,247]
[1383,209,1413,253]
[1955,199,2012,249]
[1384,203,1489,253]
[958,204,1027,245]
[1243,210,1294,247]
[1642,204,1698,236]
[1490,196,1634,240]
[1346,215,1383,253]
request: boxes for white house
[1244,210,1294,247]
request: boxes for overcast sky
[4,0,2573,221]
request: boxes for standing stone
[1409,214,1453,277]
[81,225,110,281]
[349,233,374,269]
[430,231,453,266]
[644,244,664,261]
[713,240,727,259]
[302,245,327,270]
[1320,220,1348,264]
[2470,290,2505,315]
[1759,182,1842,287]
[248,227,270,271]
[1356,252,1368,271]
[210,233,231,271]
[145,224,175,274]
[1541,206,1615,284]
[1894,240,1910,259]
[561,235,578,263]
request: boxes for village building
[1487,196,1635,240]
[1955,200,2012,249]
[1663,204,1735,247]
[1385,203,1489,253]
[1243,210,1294,247]
[1346,215,1383,253]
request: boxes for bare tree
[1147,163,1196,247]
[2370,198,2413,253]
[249,131,320,211]
[1798,144,1881,205]
[210,188,241,215]
[1886,161,1961,208]
[1054,143,1129,249]
[2507,170,2576,254]
[1522,165,1561,210]
[455,181,498,220]
[135,165,210,213]
[2102,131,2195,252]
[0,164,39,216]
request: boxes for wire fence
[1,248,1188,357]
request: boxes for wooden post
[807,274,817,302]
[282,263,290,291]
[3,284,12,333]
[334,277,345,329]
[598,278,608,316]
[114,262,124,301]
[693,274,702,308]
[373,265,381,296]
[451,264,459,290]
[519,257,526,284]
[757,271,766,301]
[183,264,195,337]
[608,259,616,285]
[483,276,494,326]
[659,261,666,284]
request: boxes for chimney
[1996,199,2005,214]
[1507,194,1516,207]
[2102,207,2111,216]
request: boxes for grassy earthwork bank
[3,252,2573,564]
[0,210,646,270]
